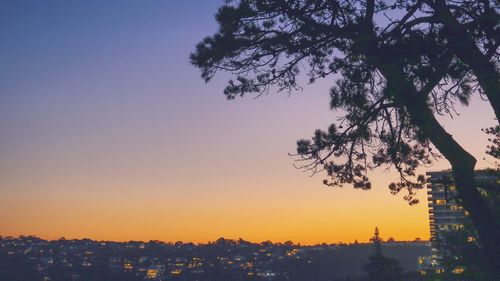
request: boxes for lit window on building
[170,269,182,275]
[435,199,446,205]
[452,267,465,274]
[438,225,448,230]
[123,262,133,271]
[435,184,445,191]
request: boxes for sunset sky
[0,1,496,245]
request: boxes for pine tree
[363,228,403,281]
[191,0,500,272]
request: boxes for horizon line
[1,234,429,246]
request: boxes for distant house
[146,264,166,280]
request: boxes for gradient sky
[0,1,496,244]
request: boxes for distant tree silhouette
[483,125,500,162]
[364,228,403,281]
[480,127,500,196]
[191,0,500,273]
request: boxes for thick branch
[377,58,500,275]
[426,0,500,123]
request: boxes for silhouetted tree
[434,227,491,281]
[421,0,500,121]
[480,127,500,195]
[483,125,500,161]
[364,228,403,281]
[191,0,500,273]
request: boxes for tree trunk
[377,60,500,276]
[428,0,500,123]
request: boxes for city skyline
[0,1,497,244]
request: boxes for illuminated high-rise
[419,169,498,276]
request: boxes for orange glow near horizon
[1,190,431,245]
[1,161,434,244]
[0,166,434,244]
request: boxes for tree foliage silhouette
[191,0,500,273]
[483,125,500,161]
[364,227,403,281]
[435,227,492,281]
